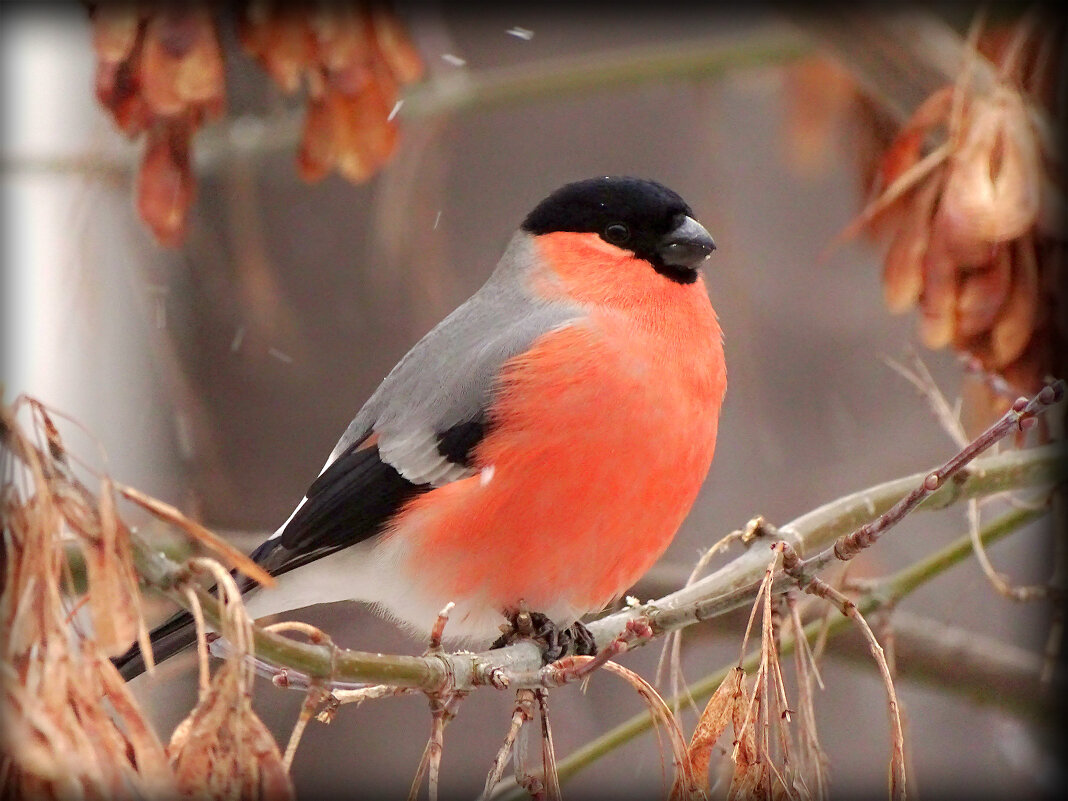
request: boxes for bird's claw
[491,606,597,664]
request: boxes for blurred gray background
[2,5,1057,800]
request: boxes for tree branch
[2,27,808,177]
[826,610,1056,720]
[130,442,1062,693]
[631,441,1061,640]
[509,504,1049,798]
[783,9,999,123]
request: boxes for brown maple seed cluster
[240,3,424,183]
[89,3,424,247]
[857,22,1064,402]
[91,3,225,247]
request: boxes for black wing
[113,418,488,681]
[248,435,432,580]
[255,412,489,575]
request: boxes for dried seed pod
[168,661,294,801]
[89,3,224,247]
[335,69,397,177]
[883,177,943,313]
[95,41,151,136]
[138,7,225,118]
[167,560,293,801]
[875,86,955,193]
[79,479,140,656]
[989,236,1041,368]
[369,6,424,84]
[1000,322,1052,394]
[238,5,313,93]
[940,89,1042,247]
[90,2,141,65]
[137,120,196,247]
[0,400,172,799]
[836,14,1063,409]
[311,5,371,73]
[955,243,1013,338]
[297,94,339,181]
[917,220,959,349]
[241,2,422,185]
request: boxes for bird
[115,176,726,680]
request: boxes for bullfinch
[116,176,725,679]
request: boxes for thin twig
[780,543,907,800]
[13,390,1058,713]
[481,690,537,801]
[812,381,1062,570]
[535,690,561,801]
[788,594,829,801]
[523,505,1045,799]
[882,351,967,448]
[116,483,275,587]
[408,692,464,801]
[849,608,907,801]
[966,497,1050,601]
[828,610,1056,715]
[885,354,1052,603]
[531,619,654,689]
[282,685,327,771]
[183,586,210,697]
[1042,489,1067,683]
[656,524,751,713]
[325,683,414,712]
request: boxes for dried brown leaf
[168,637,293,800]
[955,242,1013,338]
[682,667,748,796]
[369,6,425,84]
[883,176,942,313]
[572,659,702,800]
[989,236,1040,367]
[297,94,338,181]
[917,228,960,349]
[941,89,1042,246]
[136,121,195,247]
[116,481,276,587]
[90,2,142,64]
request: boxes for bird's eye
[604,223,630,244]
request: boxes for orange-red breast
[116,176,725,678]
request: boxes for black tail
[112,609,200,681]
[112,566,262,681]
[112,541,277,681]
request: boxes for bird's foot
[491,605,597,664]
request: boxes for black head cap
[521,176,714,284]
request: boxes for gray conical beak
[657,216,716,270]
